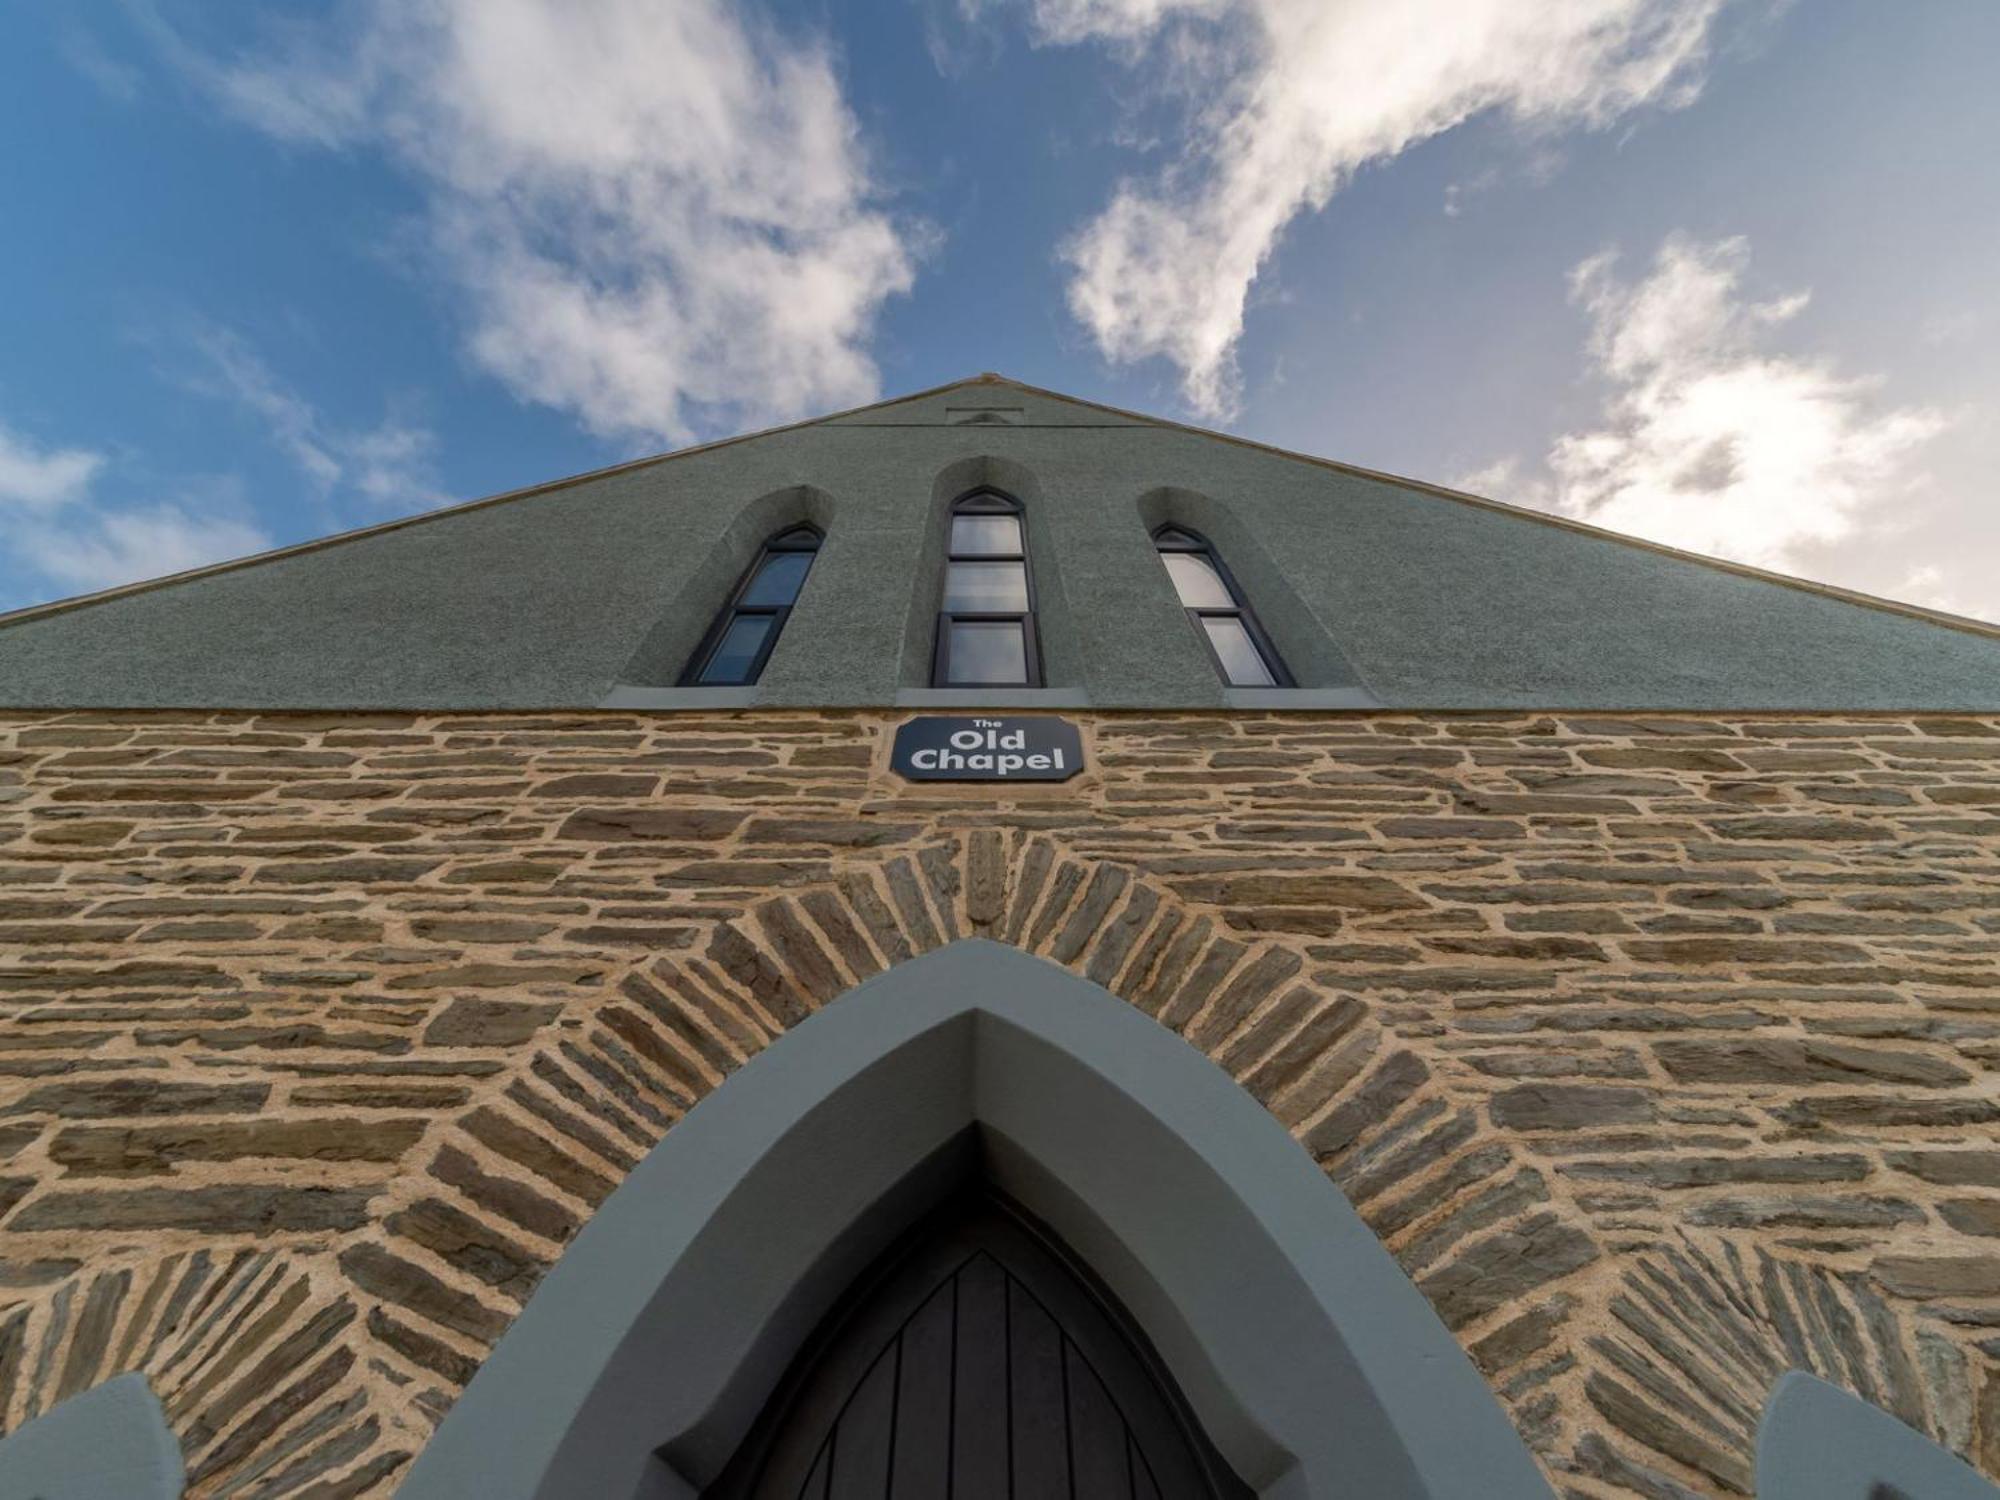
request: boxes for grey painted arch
[0,1372,183,1500]
[400,938,1552,1500]
[1756,1370,2000,1500]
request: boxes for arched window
[682,525,821,686]
[934,490,1041,687]
[1153,526,1290,687]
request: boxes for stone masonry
[0,708,1997,1497]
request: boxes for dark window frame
[1152,524,1293,687]
[680,523,823,686]
[933,490,1043,687]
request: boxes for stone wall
[0,708,1996,1498]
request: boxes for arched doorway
[712,1186,1253,1500]
[400,939,1550,1500]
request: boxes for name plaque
[891,716,1083,782]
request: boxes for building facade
[0,376,1997,1498]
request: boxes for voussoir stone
[1418,1213,1601,1330]
[339,1242,510,1342]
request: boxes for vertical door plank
[1009,1285,1070,1499]
[1129,1431,1163,1500]
[827,1345,898,1500]
[1066,1342,1131,1499]
[951,1256,1010,1500]
[890,1280,955,1498]
[799,1441,832,1500]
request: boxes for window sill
[895,687,1093,709]
[1222,686,1382,710]
[598,685,762,709]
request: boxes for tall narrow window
[1154,525,1291,687]
[682,524,821,686]
[934,491,1041,686]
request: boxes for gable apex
[1,367,1998,712]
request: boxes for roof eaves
[0,373,1006,632]
[7,370,1992,647]
[970,375,2000,646]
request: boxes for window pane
[739,550,813,607]
[946,620,1028,684]
[1202,615,1276,686]
[698,613,774,684]
[943,561,1029,612]
[950,514,1023,556]
[1162,552,1235,609]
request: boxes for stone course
[0,709,1996,1495]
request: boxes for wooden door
[708,1192,1254,1500]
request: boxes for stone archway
[1,731,1992,1498]
[397,938,1551,1500]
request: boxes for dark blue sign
[891,716,1083,781]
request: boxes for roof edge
[961,376,2000,646]
[0,373,1006,632]
[2,370,1993,646]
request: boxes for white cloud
[1022,0,1728,416]
[60,25,145,104]
[1018,0,1226,46]
[0,427,103,512]
[180,324,447,510]
[14,502,272,596]
[153,0,918,446]
[1478,235,1946,572]
[1895,565,1977,621]
[0,424,271,602]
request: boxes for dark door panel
[708,1192,1254,1500]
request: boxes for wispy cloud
[1895,565,1980,622]
[13,499,272,597]
[1465,234,1946,576]
[59,24,145,104]
[179,324,446,510]
[144,0,920,447]
[0,425,270,603]
[0,427,103,511]
[1012,0,1729,416]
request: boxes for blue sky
[2,0,1996,619]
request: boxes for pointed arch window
[934,490,1041,687]
[1153,525,1291,687]
[682,525,821,686]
